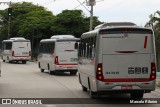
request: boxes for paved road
[0,61,160,107]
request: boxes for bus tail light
[55,56,59,65]
[12,51,14,56]
[150,63,156,80]
[29,51,32,56]
[96,63,104,81]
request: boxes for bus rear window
[56,41,75,52]
[13,42,29,49]
[100,28,153,34]
[101,28,154,54]
[5,42,12,50]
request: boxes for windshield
[56,41,76,52]
[101,28,154,54]
[13,42,30,49]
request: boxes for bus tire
[22,61,26,64]
[82,85,87,91]
[49,70,53,75]
[89,89,98,99]
[88,77,98,98]
[131,92,144,99]
[38,62,40,68]
[3,60,5,62]
[48,64,52,75]
[70,70,77,75]
[41,69,44,72]
[52,71,56,75]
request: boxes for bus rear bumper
[54,64,78,71]
[91,79,156,93]
[11,56,31,61]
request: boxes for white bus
[1,37,31,64]
[38,35,79,75]
[77,23,156,99]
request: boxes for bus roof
[81,26,153,38]
[94,22,137,29]
[50,35,75,39]
[40,39,57,42]
[10,37,26,40]
[2,37,30,42]
[2,39,30,42]
[56,38,80,42]
[40,38,80,43]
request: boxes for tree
[83,16,103,31]
[0,2,55,57]
[51,10,102,38]
[11,2,55,40]
[148,11,160,71]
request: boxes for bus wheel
[82,86,87,91]
[70,70,77,75]
[52,71,56,75]
[49,70,53,75]
[22,61,26,64]
[130,92,144,99]
[41,69,44,72]
[3,60,5,62]
[89,89,98,99]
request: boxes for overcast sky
[0,0,160,26]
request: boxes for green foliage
[51,10,83,37]
[0,2,55,39]
[148,11,160,71]
[51,10,102,38]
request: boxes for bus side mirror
[74,42,78,49]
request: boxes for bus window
[51,42,55,53]
[74,42,78,49]
[5,42,12,50]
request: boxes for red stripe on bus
[144,36,148,48]
[56,64,78,65]
[13,56,30,57]
[103,78,151,82]
[64,50,75,51]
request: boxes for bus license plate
[121,86,132,90]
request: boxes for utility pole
[86,0,96,31]
[8,1,12,39]
[76,0,96,31]
[90,4,93,31]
